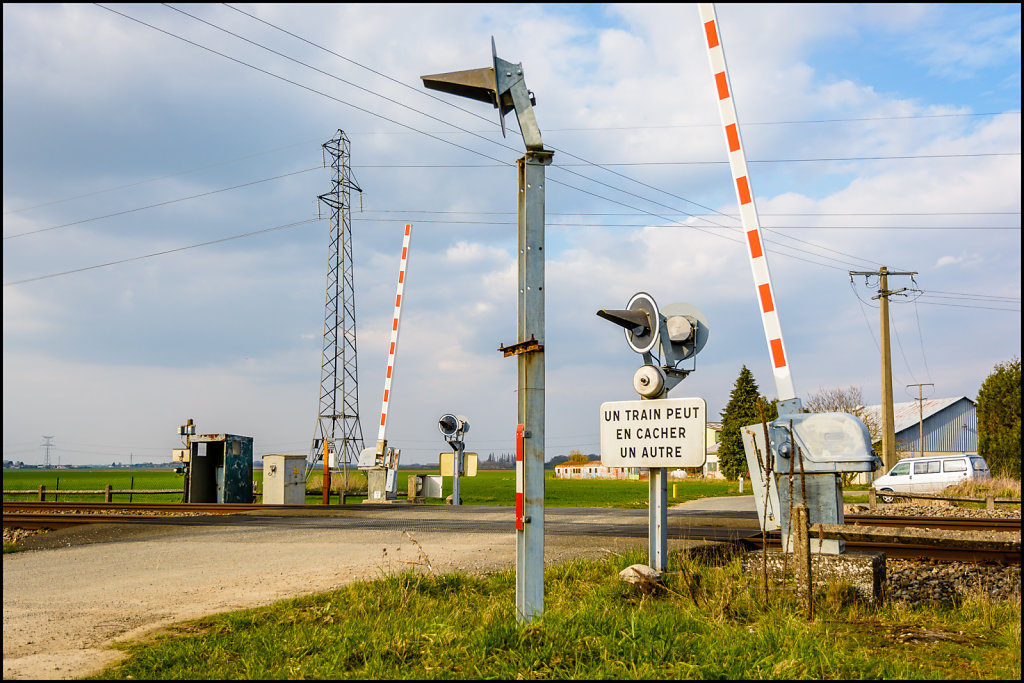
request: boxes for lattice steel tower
[309,130,364,476]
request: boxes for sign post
[597,293,710,572]
[601,397,707,570]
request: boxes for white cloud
[2,3,1019,465]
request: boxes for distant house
[701,422,725,479]
[553,461,633,480]
[559,421,726,480]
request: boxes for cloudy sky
[3,3,1020,467]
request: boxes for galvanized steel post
[452,441,462,506]
[516,150,552,621]
[649,467,669,571]
[643,387,669,572]
[421,38,551,623]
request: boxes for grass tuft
[945,475,1021,500]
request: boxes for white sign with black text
[599,397,707,468]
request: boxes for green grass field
[3,468,746,507]
[2,468,186,502]
[90,548,1021,680]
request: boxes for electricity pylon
[309,130,364,478]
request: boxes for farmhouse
[559,421,726,481]
[553,461,633,479]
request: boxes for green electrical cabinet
[185,434,254,503]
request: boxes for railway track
[3,500,1020,530]
[742,532,1019,564]
[4,501,1019,564]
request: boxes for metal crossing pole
[514,147,552,619]
[423,39,551,623]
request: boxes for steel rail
[5,502,1019,531]
[3,501,319,513]
[5,503,1019,564]
[846,514,1021,532]
[743,533,1020,564]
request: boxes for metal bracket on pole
[498,334,544,357]
[423,39,551,624]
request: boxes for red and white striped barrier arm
[377,224,413,445]
[698,3,796,401]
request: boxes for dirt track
[2,510,630,679]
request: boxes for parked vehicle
[872,454,990,503]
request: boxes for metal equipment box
[422,475,443,498]
[261,454,307,505]
[184,433,254,503]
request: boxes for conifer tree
[718,365,777,480]
[977,357,1021,478]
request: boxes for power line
[203,6,1019,281]
[919,289,1020,301]
[351,215,1017,233]
[80,3,980,278]
[354,209,1023,217]
[912,299,933,384]
[3,217,319,287]
[915,293,1022,303]
[852,284,1021,306]
[1,138,323,216]
[539,110,1023,130]
[92,4,517,168]
[343,151,1021,166]
[221,3,503,131]
[84,5,1000,278]
[220,3,1019,139]
[13,170,1014,245]
[4,210,896,286]
[3,166,320,240]
[13,5,1016,225]
[544,152,1020,165]
[200,4,891,272]
[904,300,1020,312]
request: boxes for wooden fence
[3,486,182,502]
[868,488,1021,510]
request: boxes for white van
[872,454,990,503]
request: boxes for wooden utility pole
[849,266,917,471]
[907,383,934,457]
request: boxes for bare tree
[567,449,590,463]
[805,386,880,483]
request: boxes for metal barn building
[860,396,978,459]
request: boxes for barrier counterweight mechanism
[423,38,551,623]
